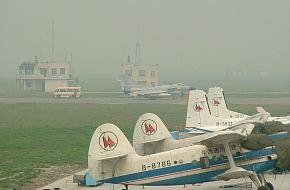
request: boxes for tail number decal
[141,119,157,136]
[99,131,118,151]
[142,160,172,171]
[216,122,233,127]
[230,114,245,119]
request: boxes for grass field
[0,103,289,189]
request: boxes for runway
[1,96,290,105]
[38,169,290,190]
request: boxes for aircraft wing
[139,89,168,95]
[185,130,247,146]
[130,88,172,98]
[234,112,269,125]
[198,131,255,182]
[201,130,246,145]
[222,112,270,135]
[214,167,254,181]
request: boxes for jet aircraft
[128,83,191,99]
[119,75,192,99]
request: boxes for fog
[1,0,290,91]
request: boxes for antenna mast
[51,21,54,63]
[135,41,141,64]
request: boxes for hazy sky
[1,0,290,89]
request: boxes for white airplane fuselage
[93,145,276,186]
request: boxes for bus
[54,87,81,98]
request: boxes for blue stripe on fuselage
[146,160,276,186]
[102,147,276,185]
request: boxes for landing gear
[257,186,270,190]
[266,182,274,190]
[122,184,128,190]
[219,142,275,190]
[249,172,274,190]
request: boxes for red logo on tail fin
[141,119,157,136]
[145,123,156,134]
[193,102,204,112]
[213,98,221,106]
[102,136,116,148]
[99,132,118,151]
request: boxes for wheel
[257,185,270,190]
[266,182,274,190]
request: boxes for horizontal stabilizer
[97,153,128,161]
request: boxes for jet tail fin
[120,75,143,93]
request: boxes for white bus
[54,87,81,98]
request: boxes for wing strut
[215,141,273,190]
[223,142,237,169]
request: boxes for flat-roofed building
[16,57,78,92]
[121,62,158,91]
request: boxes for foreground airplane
[185,90,269,134]
[207,87,290,124]
[88,123,277,190]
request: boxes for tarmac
[37,170,290,190]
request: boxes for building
[121,61,158,91]
[16,57,78,92]
[120,43,159,91]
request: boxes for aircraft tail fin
[120,75,143,93]
[133,113,173,155]
[208,87,248,119]
[186,90,220,131]
[256,107,267,114]
[88,123,135,181]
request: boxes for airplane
[88,123,277,190]
[185,89,269,135]
[119,75,192,99]
[128,83,191,98]
[207,87,290,125]
[133,112,259,156]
